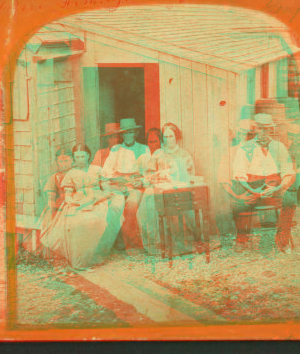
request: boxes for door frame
[97,63,160,137]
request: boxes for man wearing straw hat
[92,123,121,167]
[102,118,151,250]
[233,113,296,253]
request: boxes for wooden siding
[276,57,289,97]
[82,66,100,158]
[35,70,77,190]
[179,59,194,160]
[13,61,29,121]
[156,53,237,213]
[13,55,78,216]
[191,62,209,177]
[12,56,35,217]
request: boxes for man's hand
[237,192,260,205]
[131,179,143,189]
[261,185,281,198]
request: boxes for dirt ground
[10,206,300,329]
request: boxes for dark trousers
[114,189,144,250]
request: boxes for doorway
[98,63,160,149]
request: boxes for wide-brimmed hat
[101,123,121,137]
[119,118,142,133]
[237,119,255,133]
[254,113,275,127]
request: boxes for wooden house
[12,5,300,230]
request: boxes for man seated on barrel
[232,113,296,253]
[102,118,151,250]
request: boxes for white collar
[163,144,179,154]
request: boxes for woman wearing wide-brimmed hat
[92,123,121,167]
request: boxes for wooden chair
[237,205,293,250]
[238,205,280,229]
[154,185,211,263]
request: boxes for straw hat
[254,113,275,127]
[119,118,142,133]
[100,123,121,137]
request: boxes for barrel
[255,98,288,147]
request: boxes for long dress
[23,171,66,253]
[137,145,197,256]
[40,164,125,269]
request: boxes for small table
[154,183,211,263]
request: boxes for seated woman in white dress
[39,144,125,270]
[138,123,196,257]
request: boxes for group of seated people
[37,113,297,270]
[38,119,197,270]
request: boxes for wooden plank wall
[236,71,248,125]
[276,58,288,97]
[179,59,194,159]
[158,54,182,136]
[207,66,231,218]
[82,66,100,158]
[12,56,78,217]
[191,62,209,177]
[269,61,277,98]
[255,67,261,101]
[158,53,237,224]
[80,31,159,67]
[35,58,77,201]
[13,60,35,217]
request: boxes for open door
[97,63,160,147]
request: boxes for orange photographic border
[1,0,300,341]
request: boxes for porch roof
[52,5,300,73]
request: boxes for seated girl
[43,148,73,216]
[23,148,73,253]
[39,144,125,270]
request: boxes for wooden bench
[16,214,42,254]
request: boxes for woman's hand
[155,170,172,183]
[67,201,81,207]
[47,192,57,210]
[65,193,81,207]
[48,199,56,210]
